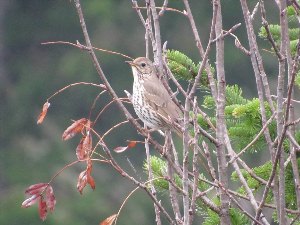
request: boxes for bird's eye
[141,63,146,67]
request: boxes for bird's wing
[143,76,182,122]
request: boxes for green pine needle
[166,49,209,86]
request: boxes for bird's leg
[170,88,179,99]
[124,90,132,102]
[144,127,165,136]
[162,130,172,156]
[144,126,160,142]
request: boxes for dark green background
[1,1,279,224]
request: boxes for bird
[126,57,183,136]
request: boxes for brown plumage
[127,57,183,135]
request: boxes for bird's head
[126,57,154,75]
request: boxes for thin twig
[251,2,260,20]
[185,0,218,101]
[46,82,106,102]
[259,1,283,60]
[158,0,168,16]
[133,6,185,15]
[211,23,241,43]
[228,112,276,164]
[42,41,133,59]
[166,139,183,224]
[230,33,251,55]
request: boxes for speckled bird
[127,57,182,135]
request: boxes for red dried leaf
[76,136,86,160]
[77,161,95,194]
[86,161,95,190]
[22,194,39,208]
[37,102,50,124]
[62,118,88,140]
[114,141,137,153]
[100,214,117,225]
[87,174,96,190]
[77,170,88,194]
[76,133,92,160]
[127,140,137,148]
[45,186,56,212]
[25,183,48,195]
[38,197,48,221]
[114,146,129,153]
[83,133,93,155]
[85,119,92,130]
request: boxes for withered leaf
[86,161,95,190]
[62,118,88,140]
[25,183,48,195]
[38,197,48,221]
[127,140,137,148]
[114,141,137,153]
[45,186,56,212]
[77,170,88,194]
[87,174,96,190]
[37,102,50,124]
[76,137,86,160]
[113,146,128,153]
[76,133,92,160]
[83,133,92,156]
[22,194,39,208]
[100,214,117,225]
[77,161,95,194]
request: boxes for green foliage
[232,158,300,212]
[287,5,299,17]
[225,85,248,106]
[144,156,185,192]
[202,85,274,152]
[295,71,300,89]
[285,160,300,210]
[146,157,250,224]
[258,7,300,57]
[203,85,247,109]
[259,25,300,42]
[143,156,169,190]
[202,207,250,225]
[232,161,272,189]
[166,50,209,86]
[202,209,220,225]
[229,208,250,225]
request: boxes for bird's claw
[124,90,132,102]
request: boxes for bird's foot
[124,90,132,102]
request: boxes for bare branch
[214,1,231,224]
[259,1,283,60]
[189,97,200,224]
[251,2,260,20]
[145,132,162,225]
[183,0,218,100]
[149,0,164,75]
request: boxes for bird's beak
[125,61,134,66]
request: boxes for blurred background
[0,0,282,224]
